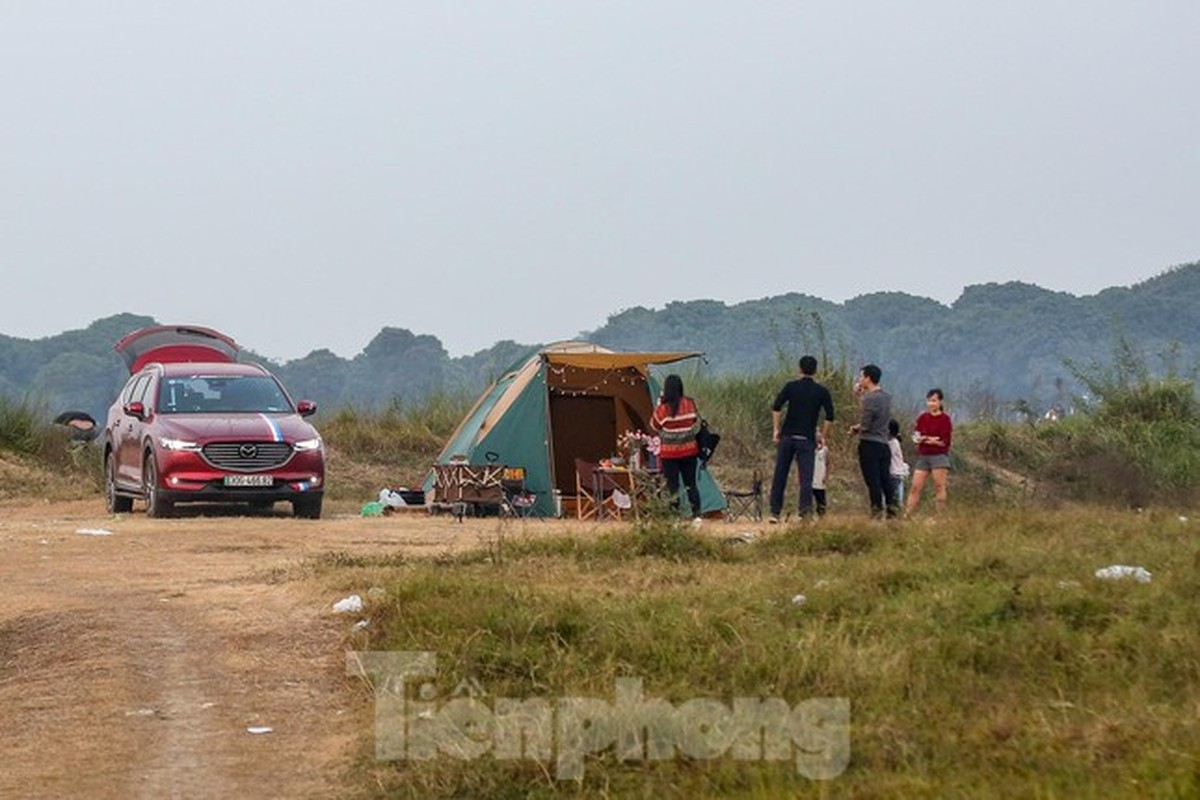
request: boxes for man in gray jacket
[849,364,897,518]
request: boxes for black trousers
[769,435,816,518]
[858,440,897,518]
[813,488,827,516]
[661,456,701,517]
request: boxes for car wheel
[105,451,133,514]
[292,495,322,519]
[143,454,174,518]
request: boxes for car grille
[201,442,294,472]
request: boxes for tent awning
[542,351,702,370]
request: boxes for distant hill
[2,262,1197,422]
[591,261,1200,410]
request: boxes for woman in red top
[650,374,702,520]
[905,388,952,516]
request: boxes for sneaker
[691,517,703,528]
[768,516,780,525]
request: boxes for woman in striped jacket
[649,374,703,520]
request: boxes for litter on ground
[332,595,365,614]
[76,528,113,536]
[1094,565,1152,583]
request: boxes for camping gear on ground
[54,410,99,442]
[379,488,407,508]
[723,470,763,522]
[574,458,638,520]
[500,467,538,517]
[430,462,532,518]
[431,462,506,512]
[378,487,426,510]
[424,343,726,518]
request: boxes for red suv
[103,325,326,518]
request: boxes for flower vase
[629,448,641,471]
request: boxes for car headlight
[293,437,323,452]
[159,437,202,452]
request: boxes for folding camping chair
[574,459,632,520]
[722,470,763,522]
[499,466,537,518]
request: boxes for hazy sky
[3,2,1197,362]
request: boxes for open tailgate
[115,325,240,374]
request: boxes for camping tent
[426,342,726,517]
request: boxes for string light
[545,366,647,398]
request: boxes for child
[887,419,910,511]
[812,439,829,516]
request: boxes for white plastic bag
[611,488,632,510]
[379,489,407,508]
[1094,565,1152,583]
[332,595,365,613]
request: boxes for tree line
[2,262,1196,423]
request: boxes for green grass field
[320,506,1199,798]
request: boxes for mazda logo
[239,444,258,459]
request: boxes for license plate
[224,474,274,487]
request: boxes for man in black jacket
[769,355,835,522]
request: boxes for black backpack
[696,419,721,465]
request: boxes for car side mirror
[124,401,147,420]
[296,400,317,417]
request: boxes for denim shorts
[914,453,951,471]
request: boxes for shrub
[323,392,470,463]
[320,391,473,499]
[0,395,42,456]
[1062,340,1200,500]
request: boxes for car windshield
[158,375,292,414]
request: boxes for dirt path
[0,499,561,799]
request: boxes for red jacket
[914,411,952,456]
[650,397,701,460]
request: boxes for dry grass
[0,452,98,502]
[0,609,144,796]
